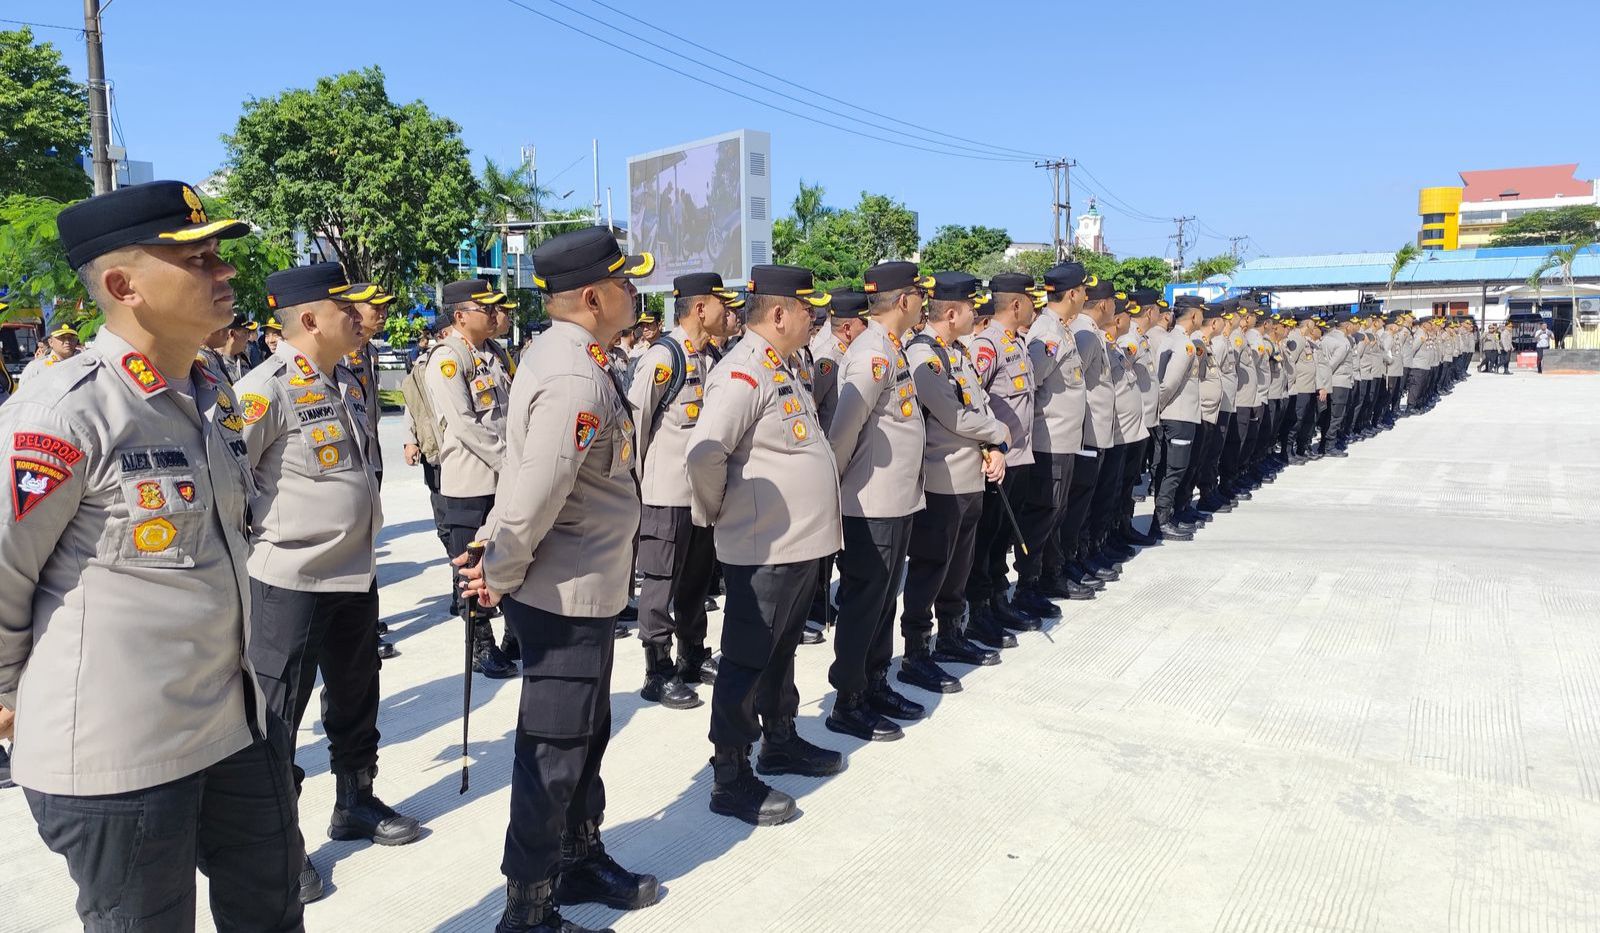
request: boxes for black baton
[993,481,1029,556]
[460,541,486,794]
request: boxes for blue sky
[12,0,1597,261]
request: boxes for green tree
[777,191,919,289]
[792,180,831,239]
[1388,242,1419,306]
[919,225,1011,274]
[1489,205,1600,247]
[222,67,478,285]
[1071,247,1119,287]
[1110,256,1173,293]
[0,195,82,319]
[197,194,292,322]
[0,29,91,202]
[1178,253,1239,284]
[854,193,919,264]
[476,156,556,293]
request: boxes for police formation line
[0,180,1477,933]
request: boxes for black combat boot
[933,614,1000,666]
[677,644,718,686]
[554,820,659,910]
[897,638,962,694]
[329,768,420,845]
[992,591,1044,630]
[992,592,1042,629]
[500,629,521,662]
[964,601,1018,650]
[709,746,797,826]
[498,878,613,933]
[756,717,845,777]
[800,622,827,645]
[825,690,903,742]
[639,654,701,710]
[299,854,325,904]
[473,620,517,679]
[1012,582,1064,617]
[867,671,927,721]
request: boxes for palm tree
[1387,242,1420,309]
[1549,238,1594,348]
[792,180,831,239]
[477,157,554,292]
[1181,254,1239,284]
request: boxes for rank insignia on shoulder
[765,347,784,369]
[587,344,610,369]
[295,355,316,378]
[575,411,600,451]
[121,353,166,392]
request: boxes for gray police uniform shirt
[1156,325,1203,424]
[1319,329,1355,389]
[829,319,927,519]
[1285,332,1319,394]
[686,330,843,566]
[477,321,639,618]
[1119,330,1160,430]
[1236,329,1260,409]
[1213,330,1241,413]
[20,352,73,384]
[906,335,1008,495]
[426,335,508,497]
[1501,329,1515,352]
[1109,334,1150,445]
[236,341,383,592]
[1027,308,1088,455]
[1399,328,1421,371]
[628,327,712,508]
[341,342,383,475]
[1198,332,1222,424]
[971,321,1035,467]
[0,328,266,795]
[1071,314,1116,449]
[809,327,848,432]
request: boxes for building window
[1421,213,1448,225]
[1419,229,1443,242]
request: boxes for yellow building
[1417,186,1461,250]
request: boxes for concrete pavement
[4,369,1599,932]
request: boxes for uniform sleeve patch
[819,359,834,375]
[240,393,271,425]
[575,411,601,451]
[12,456,70,520]
[1043,341,1059,357]
[975,346,996,373]
[13,432,83,466]
[870,357,890,381]
[653,364,672,386]
[440,358,459,379]
[925,357,942,374]
[729,370,758,389]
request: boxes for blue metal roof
[1229,245,1600,289]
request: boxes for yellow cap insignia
[182,185,207,224]
[133,517,177,553]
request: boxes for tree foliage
[1177,253,1239,284]
[0,195,82,319]
[774,191,919,290]
[0,29,91,202]
[222,67,478,286]
[1489,205,1600,247]
[197,194,293,322]
[919,224,1011,274]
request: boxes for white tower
[1073,198,1107,255]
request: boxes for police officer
[458,227,659,933]
[1152,296,1207,539]
[800,289,868,645]
[967,273,1049,646]
[628,272,740,709]
[1284,312,1319,462]
[237,264,417,903]
[427,278,517,678]
[1067,281,1127,582]
[826,261,930,742]
[340,284,398,660]
[1197,301,1238,514]
[199,313,252,384]
[1109,294,1156,549]
[262,315,285,356]
[900,272,1009,693]
[20,325,82,383]
[0,299,14,406]
[1015,262,1091,610]
[0,180,303,929]
[686,264,844,825]
[1317,311,1355,457]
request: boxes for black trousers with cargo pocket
[636,503,718,665]
[501,600,614,884]
[1014,453,1073,584]
[710,560,816,747]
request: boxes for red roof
[1459,164,1591,202]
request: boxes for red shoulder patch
[120,353,166,393]
[587,343,610,369]
[12,456,70,520]
[870,357,890,381]
[575,411,600,451]
[975,346,996,373]
[729,370,758,389]
[13,432,83,466]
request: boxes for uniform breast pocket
[782,411,818,449]
[111,449,213,567]
[299,420,356,476]
[608,413,636,477]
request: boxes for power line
[0,17,82,32]
[574,0,1052,162]
[1072,162,1168,223]
[499,0,1033,163]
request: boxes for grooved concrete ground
[5,370,1600,932]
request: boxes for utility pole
[1229,235,1248,260]
[83,0,113,195]
[592,139,603,229]
[1170,216,1195,276]
[1035,159,1075,260]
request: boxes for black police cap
[747,265,830,306]
[265,263,352,312]
[829,289,869,318]
[1172,294,1205,310]
[987,273,1042,296]
[56,180,248,270]
[531,226,654,295]
[929,272,980,302]
[1042,261,1095,294]
[228,313,251,328]
[672,272,739,300]
[441,279,500,307]
[1130,288,1167,309]
[1086,279,1117,301]
[862,261,925,295]
[1117,295,1145,317]
[1201,302,1231,320]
